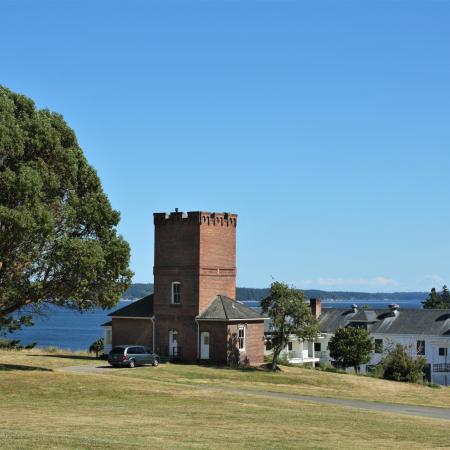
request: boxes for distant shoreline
[123,283,427,303]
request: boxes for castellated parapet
[154,211,237,226]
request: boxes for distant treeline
[123,283,426,302]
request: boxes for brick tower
[153,210,237,362]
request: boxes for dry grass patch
[1,369,450,449]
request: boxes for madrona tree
[0,85,132,333]
[262,281,319,371]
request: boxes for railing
[288,351,317,360]
[433,363,450,373]
[314,351,328,359]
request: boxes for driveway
[59,364,450,421]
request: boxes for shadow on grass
[0,363,53,372]
[27,354,98,361]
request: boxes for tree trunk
[271,347,282,371]
[354,365,358,374]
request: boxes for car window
[110,347,124,354]
[130,347,144,354]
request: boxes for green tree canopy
[0,85,132,332]
[381,344,426,383]
[328,326,373,373]
[261,281,319,371]
[422,286,450,309]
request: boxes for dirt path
[59,364,450,421]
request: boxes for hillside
[123,283,426,302]
[1,349,449,449]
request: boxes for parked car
[108,345,159,368]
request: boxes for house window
[288,341,293,351]
[314,342,321,352]
[417,340,426,356]
[374,339,383,354]
[439,348,448,357]
[105,328,112,346]
[171,282,181,304]
[169,330,179,357]
[238,326,245,350]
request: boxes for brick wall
[198,321,228,363]
[153,211,238,363]
[227,322,265,366]
[112,318,153,349]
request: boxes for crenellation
[154,210,237,226]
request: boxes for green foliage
[0,338,36,350]
[261,281,319,371]
[0,85,132,332]
[422,286,450,309]
[328,327,374,372]
[381,344,427,383]
[89,337,104,358]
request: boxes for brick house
[103,210,266,365]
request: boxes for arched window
[171,281,181,304]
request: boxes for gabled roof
[319,307,450,336]
[108,294,154,318]
[350,310,378,322]
[197,295,266,321]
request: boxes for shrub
[381,344,426,383]
[0,339,36,350]
[89,338,104,358]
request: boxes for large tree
[422,286,450,309]
[328,326,373,373]
[0,85,132,332]
[261,281,319,371]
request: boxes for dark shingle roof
[197,295,265,321]
[350,310,378,322]
[108,294,154,318]
[102,321,112,326]
[319,308,450,336]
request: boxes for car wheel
[152,358,159,367]
[129,359,136,368]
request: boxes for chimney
[389,303,400,316]
[351,304,358,313]
[310,298,322,319]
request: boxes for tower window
[172,282,181,304]
[238,325,245,350]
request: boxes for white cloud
[423,274,445,286]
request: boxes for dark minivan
[108,345,159,368]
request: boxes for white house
[318,302,450,386]
[264,299,450,385]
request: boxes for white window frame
[238,325,245,351]
[171,281,181,304]
[105,328,112,346]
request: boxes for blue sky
[1,1,449,292]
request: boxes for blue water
[8,298,424,351]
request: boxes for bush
[381,344,426,383]
[0,339,36,350]
[89,338,104,358]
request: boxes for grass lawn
[1,349,450,449]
